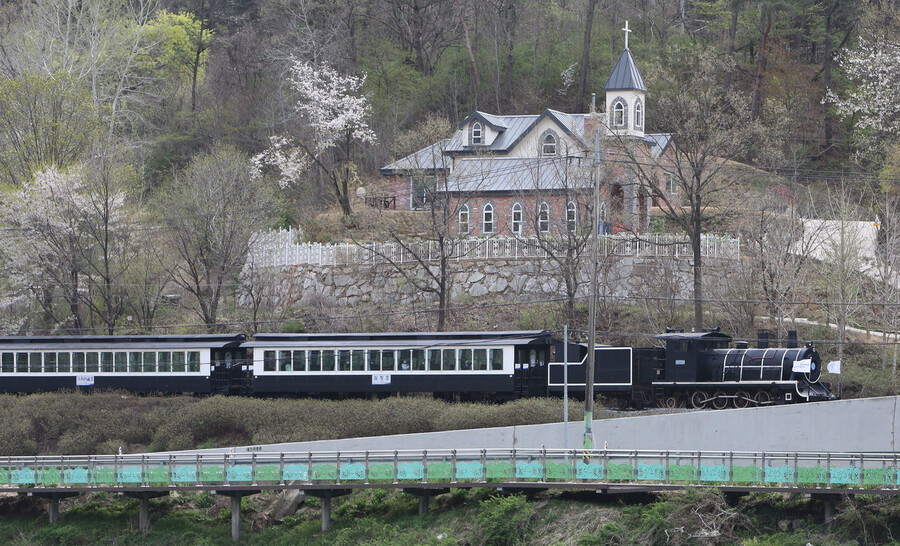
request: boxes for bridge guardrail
[0,449,897,491]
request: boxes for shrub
[475,494,535,546]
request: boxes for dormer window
[542,132,558,156]
[634,99,643,130]
[472,122,483,145]
[612,98,627,128]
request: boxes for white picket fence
[247,228,740,268]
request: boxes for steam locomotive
[0,329,835,408]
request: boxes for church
[380,26,675,238]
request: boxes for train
[0,329,835,408]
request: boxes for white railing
[247,229,740,268]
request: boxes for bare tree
[620,49,760,330]
[157,144,274,331]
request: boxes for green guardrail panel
[765,465,795,484]
[830,466,861,485]
[199,467,224,482]
[256,465,281,482]
[637,463,666,481]
[515,461,543,479]
[863,467,893,486]
[797,466,827,485]
[227,465,253,482]
[339,463,366,481]
[64,468,89,484]
[455,461,483,480]
[91,468,115,484]
[172,466,197,483]
[732,466,761,483]
[283,464,309,481]
[41,468,61,485]
[117,467,142,484]
[700,464,730,483]
[425,462,451,481]
[0,469,9,485]
[668,464,698,482]
[12,468,36,485]
[311,464,337,481]
[367,463,393,481]
[486,461,513,479]
[146,467,169,484]
[607,463,634,481]
[575,461,604,480]
[546,461,574,480]
[397,462,424,480]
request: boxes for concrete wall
[170,396,900,456]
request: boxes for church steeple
[604,22,646,137]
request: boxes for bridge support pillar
[123,491,169,533]
[214,489,260,542]
[29,492,80,524]
[305,489,352,531]
[402,488,450,515]
[811,493,838,530]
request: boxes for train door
[211,348,251,395]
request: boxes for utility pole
[584,93,601,453]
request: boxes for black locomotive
[0,329,835,407]
[547,329,835,408]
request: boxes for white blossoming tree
[827,37,900,166]
[254,61,376,216]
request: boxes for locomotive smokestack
[757,331,769,349]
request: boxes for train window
[129,353,142,372]
[143,352,156,372]
[459,349,473,370]
[473,349,487,371]
[309,350,321,371]
[442,349,456,370]
[428,349,441,370]
[490,349,504,370]
[45,353,56,373]
[338,350,351,371]
[158,352,171,372]
[16,353,27,373]
[322,350,336,371]
[30,353,42,373]
[86,353,99,373]
[1,353,11,373]
[412,349,425,370]
[114,352,127,372]
[352,350,365,371]
[58,353,70,373]
[367,350,380,371]
[100,353,113,373]
[293,351,306,372]
[173,352,186,372]
[188,352,200,372]
[382,350,395,370]
[280,351,292,371]
[398,350,412,370]
[73,353,86,373]
[263,351,276,372]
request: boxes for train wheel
[711,391,729,410]
[664,396,679,408]
[656,397,668,408]
[690,391,708,409]
[754,391,772,406]
[733,390,751,409]
[616,397,629,410]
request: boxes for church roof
[444,110,589,155]
[379,139,451,175]
[445,156,593,194]
[604,48,647,92]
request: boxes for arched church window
[472,122,483,145]
[538,202,550,233]
[612,98,628,128]
[511,203,523,235]
[541,132,558,156]
[459,204,470,234]
[566,201,577,232]
[482,203,494,234]
[634,99,643,130]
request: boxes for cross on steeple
[623,21,631,50]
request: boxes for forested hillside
[0,0,897,344]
